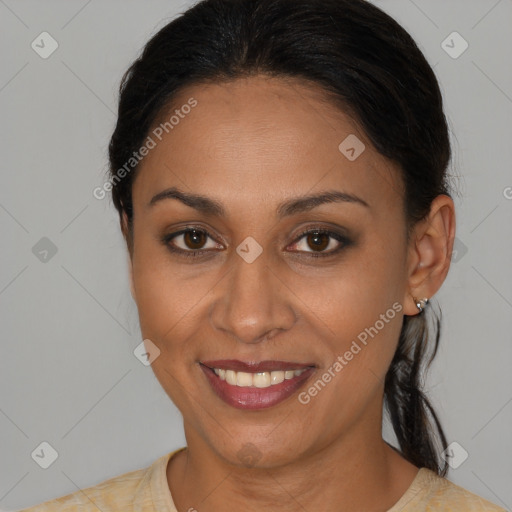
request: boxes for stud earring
[413,297,429,313]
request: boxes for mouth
[200,359,316,410]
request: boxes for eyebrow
[148,186,369,218]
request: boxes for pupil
[309,232,328,251]
[185,229,204,249]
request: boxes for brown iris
[306,232,329,252]
[184,229,207,250]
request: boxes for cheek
[301,234,405,328]
[131,234,190,345]
[131,247,211,410]
[133,266,207,350]
[295,233,406,384]
[131,233,222,367]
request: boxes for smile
[200,360,315,410]
[213,368,307,387]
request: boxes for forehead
[132,75,404,218]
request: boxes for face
[127,75,414,468]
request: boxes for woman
[21,0,506,510]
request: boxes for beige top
[20,447,507,511]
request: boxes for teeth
[226,370,237,386]
[237,371,253,387]
[213,368,307,387]
[270,371,284,385]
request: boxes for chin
[209,434,307,470]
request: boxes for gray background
[1,0,511,510]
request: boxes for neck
[167,412,419,512]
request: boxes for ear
[402,194,456,316]
[121,210,136,301]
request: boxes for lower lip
[200,364,315,410]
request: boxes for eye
[288,227,350,258]
[162,225,351,260]
[162,227,222,257]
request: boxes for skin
[123,74,456,511]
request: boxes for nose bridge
[210,247,296,344]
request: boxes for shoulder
[17,449,181,512]
[395,467,507,511]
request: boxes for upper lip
[200,359,315,372]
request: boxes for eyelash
[161,225,351,260]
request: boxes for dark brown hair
[108,0,451,476]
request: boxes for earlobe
[403,194,456,316]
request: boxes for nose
[209,250,297,345]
